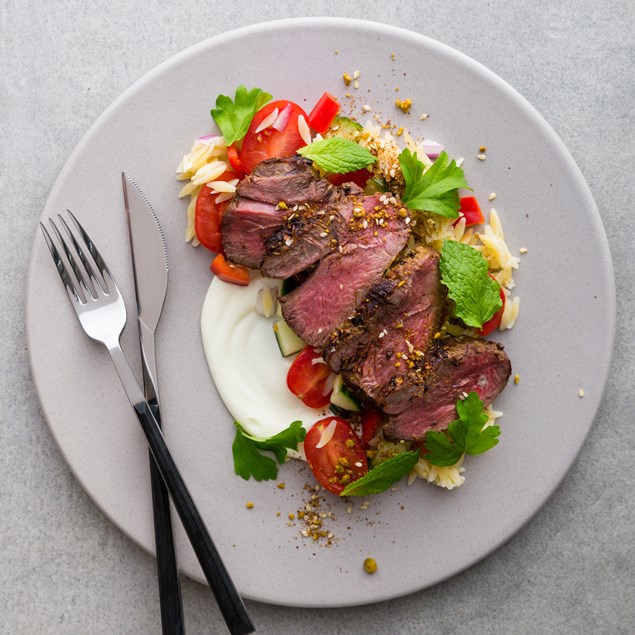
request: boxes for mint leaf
[211,86,272,145]
[440,239,502,328]
[297,137,376,173]
[340,450,420,497]
[424,392,501,466]
[232,421,306,481]
[399,149,470,218]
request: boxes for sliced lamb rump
[221,155,336,269]
[382,336,511,442]
[236,155,333,205]
[280,194,411,348]
[323,245,445,404]
[261,188,360,279]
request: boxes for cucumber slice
[273,320,305,357]
[330,116,363,141]
[330,374,361,411]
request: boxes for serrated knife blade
[122,172,185,634]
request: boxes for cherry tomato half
[240,100,309,174]
[210,253,250,286]
[304,417,368,494]
[286,346,333,409]
[194,171,237,253]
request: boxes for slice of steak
[324,245,445,404]
[236,155,334,205]
[382,336,511,442]
[280,194,411,347]
[221,155,336,268]
[261,188,360,279]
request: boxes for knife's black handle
[148,402,186,635]
[133,401,254,635]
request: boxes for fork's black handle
[148,403,186,635]
[132,400,255,635]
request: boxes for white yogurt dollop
[201,275,327,458]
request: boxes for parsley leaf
[340,450,420,497]
[399,149,470,218]
[232,421,306,481]
[439,239,502,328]
[424,392,500,466]
[210,86,272,145]
[297,137,376,173]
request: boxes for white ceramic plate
[26,18,615,607]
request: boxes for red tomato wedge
[304,417,368,495]
[286,346,333,408]
[307,92,340,134]
[210,253,250,286]
[326,167,372,188]
[226,144,245,179]
[455,195,484,226]
[477,282,506,336]
[194,171,237,253]
[240,100,308,174]
[360,409,381,448]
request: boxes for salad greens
[232,420,306,481]
[399,149,469,218]
[297,136,376,173]
[211,85,272,145]
[440,239,503,328]
[424,392,500,466]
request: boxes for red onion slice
[272,103,292,132]
[422,139,445,159]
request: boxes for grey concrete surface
[1,1,634,633]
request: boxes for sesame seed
[405,217,411,225]
[578,388,585,398]
[319,231,328,238]
[346,505,353,514]
[339,283,344,290]
[354,80,360,89]
[477,154,487,161]
[353,70,361,79]
[519,247,528,254]
[488,192,497,201]
[420,113,428,120]
[362,104,372,112]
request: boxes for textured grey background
[2,1,634,633]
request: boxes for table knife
[122,172,185,634]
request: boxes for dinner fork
[40,212,254,635]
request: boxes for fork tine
[67,210,114,295]
[48,217,94,302]
[56,214,104,297]
[39,222,84,305]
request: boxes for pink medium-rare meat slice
[221,198,285,269]
[323,246,446,405]
[260,189,360,279]
[280,194,411,347]
[221,155,337,269]
[382,336,511,442]
[236,155,334,205]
